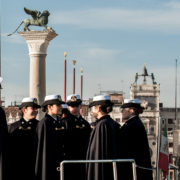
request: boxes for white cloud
[50,7,180,33]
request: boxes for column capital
[19,30,58,55]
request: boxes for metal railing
[58,160,179,180]
[168,164,179,180]
[59,159,137,180]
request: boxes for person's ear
[21,107,26,113]
[129,108,135,114]
[47,105,52,111]
[96,105,101,113]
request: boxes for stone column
[19,30,57,119]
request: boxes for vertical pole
[80,67,83,100]
[72,60,76,94]
[112,161,118,180]
[64,52,67,102]
[175,59,178,128]
[0,10,2,106]
[167,164,170,180]
[175,166,178,180]
[60,162,64,180]
[132,161,137,180]
[156,117,161,180]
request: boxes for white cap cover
[124,99,140,104]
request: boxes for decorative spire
[142,64,148,84]
[142,64,148,76]
[134,64,156,85]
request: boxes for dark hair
[99,104,113,114]
[131,107,143,115]
[42,105,48,112]
[19,110,24,118]
[20,106,29,118]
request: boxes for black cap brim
[41,99,65,107]
[67,99,82,106]
[89,100,113,108]
[121,103,144,109]
[19,102,41,109]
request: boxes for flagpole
[156,116,162,180]
[80,67,83,100]
[72,60,76,94]
[64,52,67,102]
[175,59,177,129]
[168,164,170,180]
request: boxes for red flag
[158,123,169,177]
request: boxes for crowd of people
[0,93,153,180]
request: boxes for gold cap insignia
[58,95,62,101]
[33,98,38,104]
[71,96,77,102]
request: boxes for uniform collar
[95,115,110,123]
[124,115,138,125]
[23,117,30,122]
[47,113,57,121]
[21,118,35,123]
[128,115,137,121]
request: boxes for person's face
[68,105,81,116]
[121,108,134,122]
[22,106,38,120]
[48,104,62,116]
[90,105,100,119]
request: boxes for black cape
[118,115,153,180]
[63,114,91,180]
[0,107,7,180]
[86,115,120,180]
[35,114,67,180]
[7,118,39,180]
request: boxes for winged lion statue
[8,7,52,36]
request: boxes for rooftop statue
[8,7,52,36]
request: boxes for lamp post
[72,60,76,94]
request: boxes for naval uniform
[35,114,67,180]
[7,118,39,180]
[86,115,120,180]
[118,115,153,180]
[63,114,91,180]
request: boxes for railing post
[175,168,178,180]
[132,161,137,180]
[60,162,64,180]
[112,161,118,180]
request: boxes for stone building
[160,106,180,178]
[5,105,21,125]
[160,107,176,163]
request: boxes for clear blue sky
[1,0,180,107]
